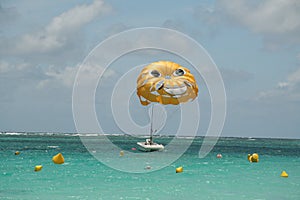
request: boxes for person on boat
[145,139,153,145]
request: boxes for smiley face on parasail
[137,61,198,105]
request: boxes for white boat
[137,105,164,152]
[137,139,164,152]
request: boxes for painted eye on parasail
[173,68,185,76]
[150,70,161,77]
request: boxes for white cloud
[0,61,29,73]
[287,68,300,83]
[38,63,115,89]
[38,66,78,88]
[0,61,10,73]
[277,81,289,89]
[219,0,300,35]
[0,60,114,93]
[258,67,300,101]
[195,0,300,48]
[12,0,111,54]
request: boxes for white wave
[0,132,24,135]
[47,146,59,148]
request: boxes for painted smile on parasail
[137,61,198,105]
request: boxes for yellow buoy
[281,171,288,178]
[248,153,259,162]
[247,154,251,161]
[251,153,259,162]
[176,166,183,173]
[34,165,43,172]
[52,153,64,164]
[120,151,124,157]
[15,151,20,155]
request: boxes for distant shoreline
[1,131,299,140]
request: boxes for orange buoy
[52,153,64,164]
[15,151,20,155]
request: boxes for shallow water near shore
[1,133,300,199]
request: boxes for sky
[0,0,300,138]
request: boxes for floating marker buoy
[281,171,288,178]
[145,165,151,170]
[15,151,20,155]
[248,153,259,162]
[52,153,64,164]
[217,154,222,158]
[176,166,183,173]
[252,153,259,162]
[34,165,43,172]
[120,151,124,157]
[131,147,136,151]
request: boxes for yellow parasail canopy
[137,61,198,105]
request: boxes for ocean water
[1,133,300,200]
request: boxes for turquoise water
[1,133,300,200]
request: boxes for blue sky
[0,0,300,138]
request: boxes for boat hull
[137,142,164,152]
